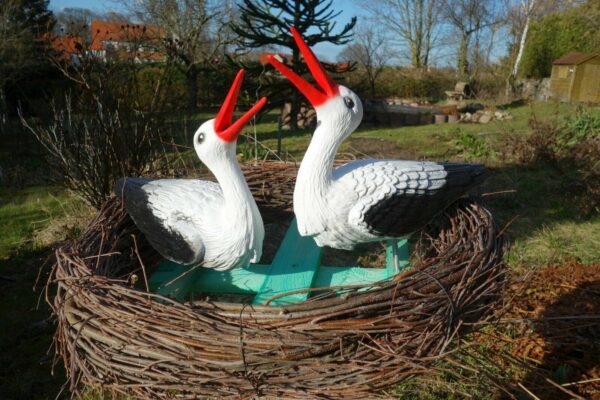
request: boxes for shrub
[521,3,600,78]
[455,130,496,160]
[22,56,178,209]
[506,106,600,215]
[347,67,455,102]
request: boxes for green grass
[0,186,91,259]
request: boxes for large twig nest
[48,160,505,399]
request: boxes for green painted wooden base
[149,219,410,305]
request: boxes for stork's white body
[296,157,448,249]
[269,28,488,250]
[293,98,486,250]
[117,161,264,270]
[117,70,266,270]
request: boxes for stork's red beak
[266,27,339,107]
[214,69,267,142]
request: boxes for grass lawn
[0,99,598,399]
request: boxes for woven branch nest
[49,160,506,399]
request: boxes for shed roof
[553,51,598,65]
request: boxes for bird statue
[116,70,266,271]
[267,28,489,254]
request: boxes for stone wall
[518,78,552,101]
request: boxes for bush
[346,66,455,101]
[136,65,186,112]
[455,130,496,160]
[521,3,600,78]
[506,106,600,215]
[22,57,179,208]
[471,65,509,100]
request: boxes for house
[41,33,83,62]
[89,20,166,63]
[550,52,600,102]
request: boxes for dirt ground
[490,263,600,399]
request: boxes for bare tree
[505,0,537,96]
[123,0,237,112]
[54,7,101,40]
[338,26,387,98]
[362,0,440,68]
[444,0,503,77]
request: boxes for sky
[48,0,366,61]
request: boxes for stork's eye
[197,133,205,144]
[344,96,355,109]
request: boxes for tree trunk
[458,33,470,78]
[186,65,199,113]
[370,74,376,98]
[506,0,536,97]
[411,46,423,68]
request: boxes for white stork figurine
[267,28,489,251]
[116,70,266,271]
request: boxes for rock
[478,112,493,124]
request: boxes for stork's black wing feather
[362,163,489,237]
[115,178,222,265]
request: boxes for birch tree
[506,0,537,96]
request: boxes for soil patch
[494,263,600,399]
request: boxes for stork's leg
[392,239,400,274]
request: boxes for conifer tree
[231,0,356,129]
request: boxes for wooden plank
[151,263,390,298]
[386,239,410,278]
[148,261,199,302]
[314,266,388,288]
[253,219,322,306]
[193,264,269,294]
[148,233,411,304]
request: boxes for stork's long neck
[294,117,341,234]
[211,151,259,235]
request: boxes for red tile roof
[553,51,598,65]
[90,20,164,51]
[40,33,83,60]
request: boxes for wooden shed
[550,52,600,102]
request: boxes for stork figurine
[116,70,266,271]
[267,28,489,259]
